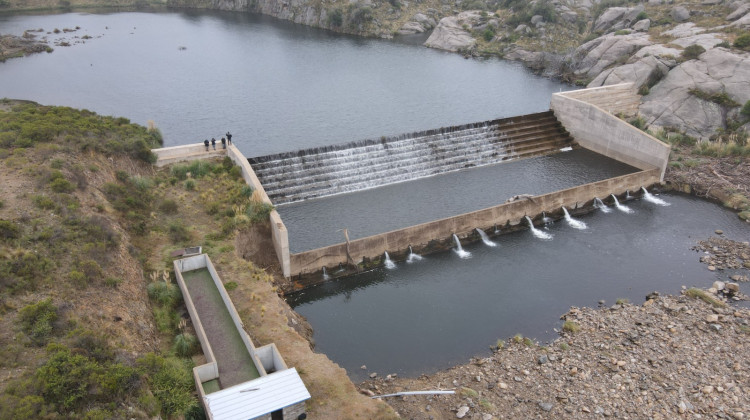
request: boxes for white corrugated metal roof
[204,368,310,420]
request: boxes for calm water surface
[288,194,750,381]
[0,10,571,157]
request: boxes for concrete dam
[250,111,574,205]
[155,84,671,282]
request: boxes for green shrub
[229,165,242,179]
[635,11,648,21]
[688,88,740,107]
[681,44,706,61]
[629,116,646,131]
[247,202,275,224]
[532,0,557,23]
[328,9,343,27]
[170,160,214,180]
[159,199,179,214]
[68,270,87,288]
[50,158,64,169]
[734,33,750,51]
[562,320,581,333]
[173,333,199,357]
[137,353,198,417]
[48,177,75,193]
[104,277,122,288]
[184,179,195,191]
[19,298,58,345]
[742,100,750,118]
[224,281,238,291]
[0,251,53,293]
[147,281,182,308]
[482,28,495,42]
[715,41,731,49]
[168,220,190,243]
[0,219,20,239]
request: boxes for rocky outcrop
[593,5,645,33]
[568,32,652,79]
[398,12,437,34]
[424,11,482,52]
[640,48,750,139]
[504,47,564,77]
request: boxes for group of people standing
[204,132,233,151]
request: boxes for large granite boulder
[568,32,652,79]
[424,11,482,52]
[726,3,750,20]
[671,6,691,22]
[588,55,671,88]
[593,5,645,33]
[640,48,750,139]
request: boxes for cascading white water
[494,224,500,234]
[524,216,553,240]
[384,251,397,269]
[322,267,330,280]
[452,234,472,258]
[252,111,572,204]
[476,228,497,247]
[641,187,670,206]
[611,194,634,214]
[542,211,553,224]
[562,207,587,230]
[407,245,423,263]
[594,197,612,213]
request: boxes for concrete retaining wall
[153,143,227,167]
[288,169,660,277]
[174,255,220,385]
[556,83,640,116]
[226,146,291,278]
[550,83,670,181]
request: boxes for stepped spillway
[249,111,574,205]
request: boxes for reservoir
[287,193,750,381]
[0,10,570,157]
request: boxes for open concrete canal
[287,193,750,381]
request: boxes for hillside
[0,100,395,419]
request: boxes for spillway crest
[250,111,573,204]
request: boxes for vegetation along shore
[0,0,749,418]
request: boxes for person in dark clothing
[204,139,209,151]
[211,138,216,150]
[226,132,232,145]
[221,137,226,149]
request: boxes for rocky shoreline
[362,276,749,419]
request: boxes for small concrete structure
[174,254,309,420]
[550,83,670,181]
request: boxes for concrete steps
[252,111,574,204]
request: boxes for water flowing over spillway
[251,111,572,204]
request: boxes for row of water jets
[327,188,669,276]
